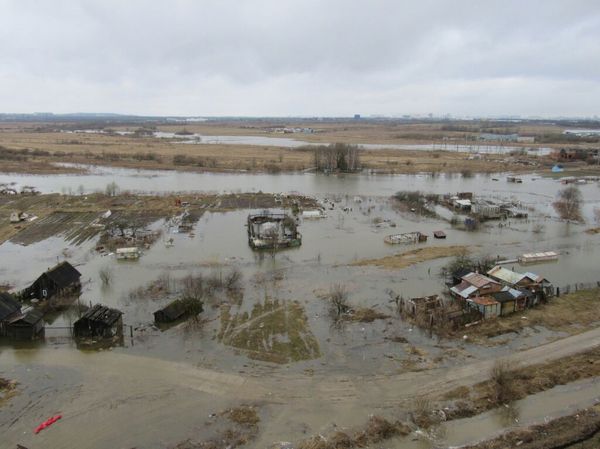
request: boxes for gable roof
[462,272,500,288]
[9,308,43,326]
[78,304,122,327]
[155,300,187,321]
[450,281,479,299]
[487,265,544,285]
[492,291,516,303]
[0,292,21,321]
[43,261,81,288]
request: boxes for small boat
[433,231,446,239]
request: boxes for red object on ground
[34,414,62,434]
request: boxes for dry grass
[0,377,17,407]
[223,406,260,427]
[443,346,600,421]
[297,415,411,449]
[351,245,470,270]
[345,307,390,323]
[0,121,563,175]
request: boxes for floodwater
[1,165,600,448]
[1,165,599,216]
[153,131,553,155]
[386,377,600,448]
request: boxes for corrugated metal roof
[451,283,478,299]
[488,266,527,285]
[463,272,500,288]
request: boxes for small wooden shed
[154,299,189,324]
[467,296,500,319]
[74,304,123,338]
[6,309,44,340]
[0,292,22,336]
[492,291,517,316]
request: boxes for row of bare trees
[313,143,361,172]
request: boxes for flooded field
[151,130,554,155]
[1,166,600,448]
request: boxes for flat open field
[3,119,597,175]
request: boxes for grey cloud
[0,0,599,116]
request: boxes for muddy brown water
[1,166,600,448]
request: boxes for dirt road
[2,325,600,448]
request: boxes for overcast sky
[1,0,599,117]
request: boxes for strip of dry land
[350,245,470,270]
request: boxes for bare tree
[105,181,120,197]
[328,284,350,318]
[99,266,112,286]
[263,226,280,257]
[553,185,583,222]
[490,360,518,405]
[313,143,361,172]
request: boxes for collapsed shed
[73,304,123,338]
[21,261,81,301]
[403,295,443,317]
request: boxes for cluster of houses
[449,265,553,319]
[1,258,202,344]
[0,261,123,342]
[447,192,528,221]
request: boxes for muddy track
[3,325,600,449]
[7,323,600,405]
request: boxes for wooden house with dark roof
[5,309,44,340]
[21,261,81,301]
[73,304,123,339]
[0,292,22,336]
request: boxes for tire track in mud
[7,325,600,407]
[4,326,600,449]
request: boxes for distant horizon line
[0,111,599,122]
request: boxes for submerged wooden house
[5,309,44,340]
[73,304,123,338]
[0,292,22,336]
[154,299,187,324]
[21,261,81,301]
